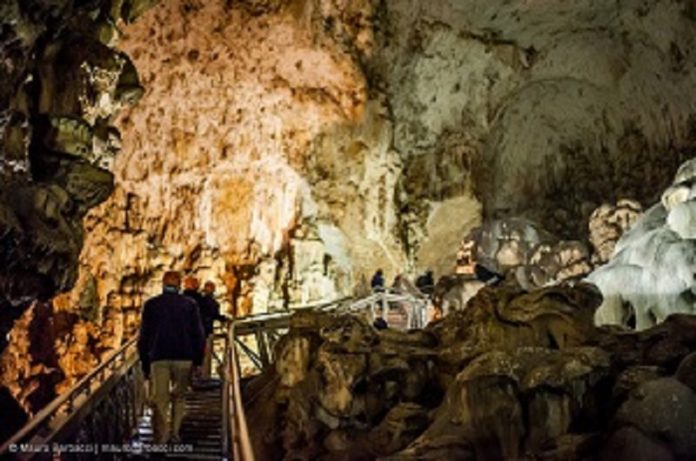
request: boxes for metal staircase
[0,289,429,461]
[130,382,223,459]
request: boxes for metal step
[127,382,223,459]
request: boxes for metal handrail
[222,321,255,461]
[0,334,139,454]
[0,289,429,459]
[233,296,354,325]
[220,294,361,459]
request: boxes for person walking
[183,276,206,315]
[415,270,435,295]
[371,269,385,293]
[199,281,222,379]
[182,276,207,379]
[138,271,205,444]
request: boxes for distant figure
[373,308,388,330]
[391,274,405,293]
[183,276,208,378]
[138,271,205,444]
[416,270,435,295]
[183,276,205,314]
[371,269,385,293]
[200,281,223,378]
[474,263,504,286]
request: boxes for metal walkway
[130,381,223,459]
[0,289,428,461]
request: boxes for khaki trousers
[202,336,213,379]
[150,360,192,443]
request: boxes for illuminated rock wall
[62,0,408,324]
[51,0,696,322]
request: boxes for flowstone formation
[244,284,696,460]
[431,198,645,317]
[588,157,696,330]
[64,0,401,322]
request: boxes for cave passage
[2,0,696,459]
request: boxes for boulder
[612,378,696,459]
[601,426,675,461]
[675,352,696,393]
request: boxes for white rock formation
[587,158,696,330]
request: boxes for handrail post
[255,329,270,369]
[381,292,387,320]
[222,320,255,461]
[0,334,141,456]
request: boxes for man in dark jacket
[415,270,435,295]
[200,281,222,378]
[371,269,385,293]
[138,271,205,444]
[183,276,206,319]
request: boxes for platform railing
[0,335,144,459]
[1,289,430,460]
[231,290,430,375]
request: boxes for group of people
[370,268,434,294]
[137,271,222,444]
[369,268,435,330]
[368,262,503,328]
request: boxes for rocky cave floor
[244,284,696,461]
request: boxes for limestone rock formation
[610,378,696,458]
[3,0,696,447]
[245,285,696,461]
[0,0,155,431]
[0,0,149,305]
[59,0,696,326]
[65,0,397,324]
[587,157,696,330]
[391,347,611,460]
[429,283,603,381]
[465,218,593,288]
[380,0,696,243]
[432,219,596,316]
[588,199,643,264]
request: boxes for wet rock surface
[244,285,696,460]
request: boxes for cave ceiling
[1,0,696,336]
